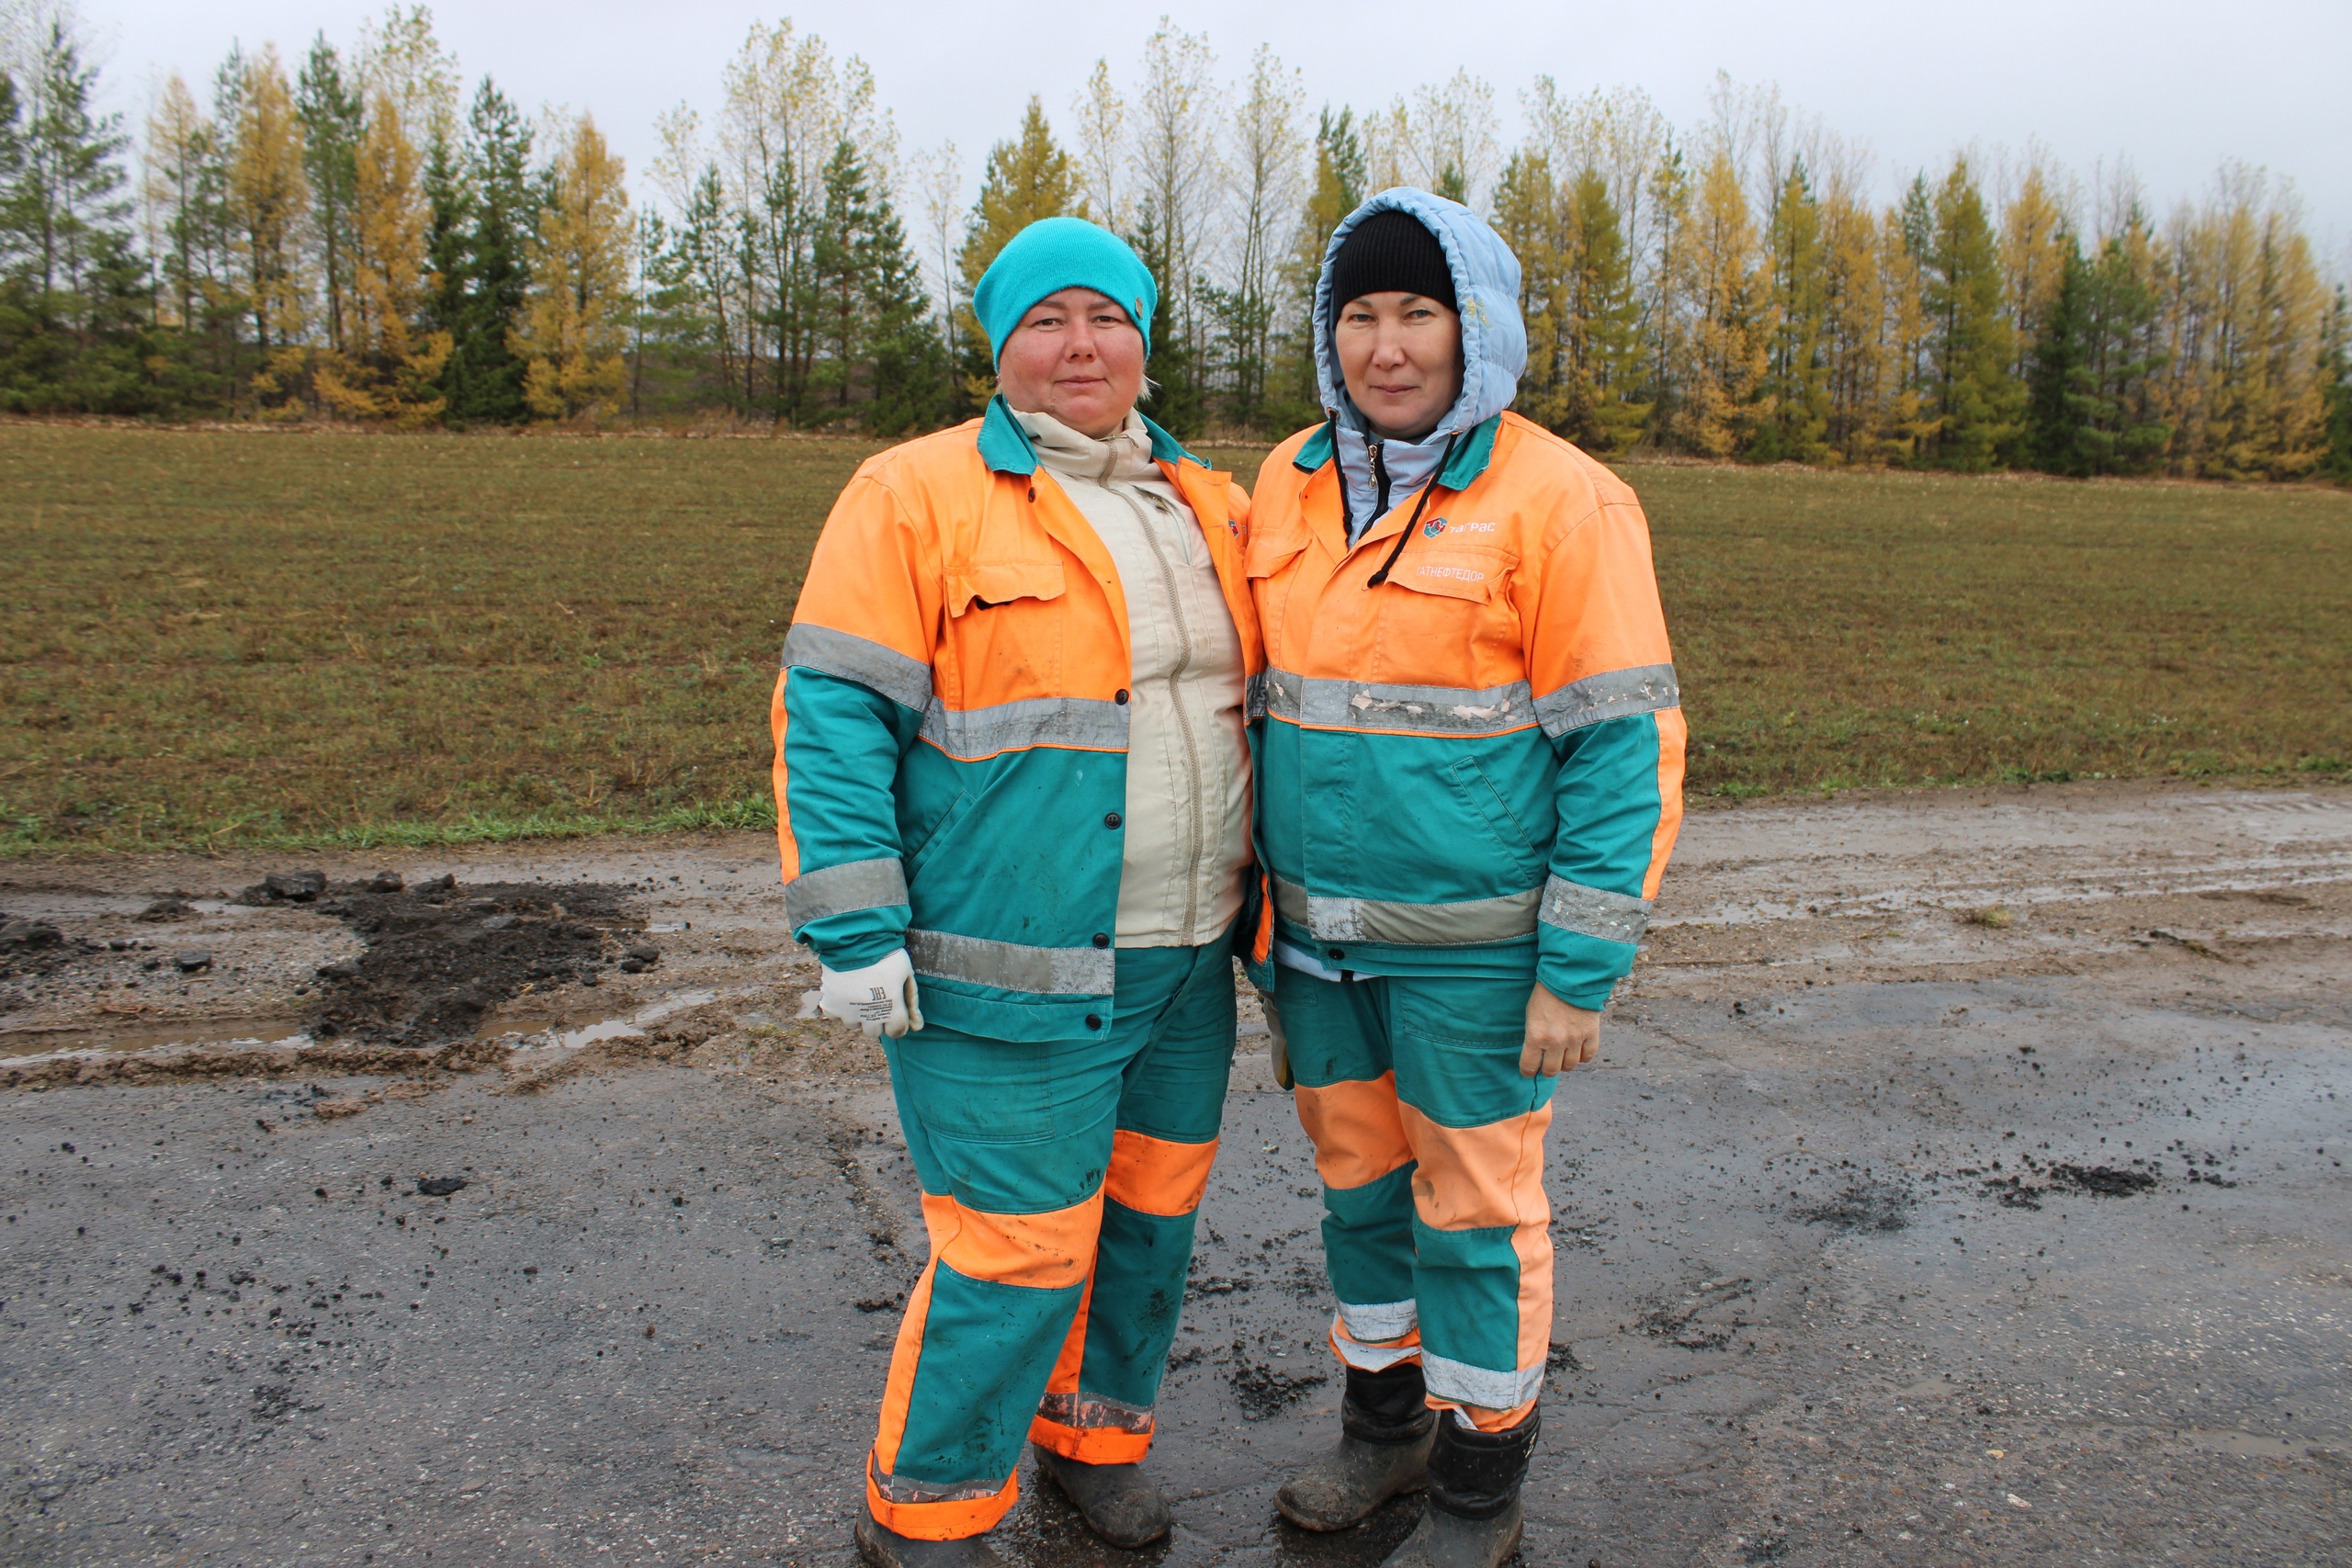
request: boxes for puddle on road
[2,1019,310,1062]
[492,987,724,1052]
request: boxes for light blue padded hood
[1313,187,1526,437]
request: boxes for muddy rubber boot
[854,1512,1007,1567]
[1275,1361,1438,1531]
[1030,1442,1174,1548]
[1378,1406,1538,1568]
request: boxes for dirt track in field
[3,779,2347,1565]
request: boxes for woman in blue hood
[1242,190,1687,1568]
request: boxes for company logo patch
[1421,516,1448,538]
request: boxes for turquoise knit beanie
[973,216,1157,365]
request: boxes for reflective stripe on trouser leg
[871,1024,1121,1540]
[1275,970,1427,1376]
[1387,975,1558,1421]
[1030,936,1236,1464]
[868,1190,1095,1539]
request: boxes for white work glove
[808,948,924,1039]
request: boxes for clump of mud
[1,916,76,984]
[2048,1162,2158,1198]
[1792,1179,1913,1233]
[305,877,642,1045]
[1228,1339,1326,1418]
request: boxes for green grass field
[4,423,2346,853]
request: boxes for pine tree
[1755,161,1826,462]
[2024,237,2089,472]
[514,112,630,421]
[1,19,145,411]
[436,78,532,423]
[1567,166,1650,454]
[295,38,362,355]
[1922,157,2018,470]
[2322,287,2352,484]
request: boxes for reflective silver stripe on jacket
[904,929,1115,996]
[1251,667,1538,736]
[1337,1298,1419,1341]
[1419,1350,1544,1412]
[918,694,1128,761]
[1273,876,1541,946]
[1534,662,1679,737]
[782,857,908,928]
[782,623,933,712]
[1538,875,1653,944]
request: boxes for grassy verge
[4,424,2346,854]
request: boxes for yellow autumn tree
[2001,163,2070,384]
[230,45,312,412]
[514,113,633,421]
[316,87,449,424]
[1675,148,1772,456]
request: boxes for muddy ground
[2,779,2347,1567]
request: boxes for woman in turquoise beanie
[772,214,1264,1566]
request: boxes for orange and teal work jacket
[771,396,1262,1042]
[1246,409,1685,1010]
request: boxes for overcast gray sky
[74,0,2352,259]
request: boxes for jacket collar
[1292,411,1503,491]
[978,393,1200,476]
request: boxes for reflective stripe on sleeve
[1419,1350,1544,1411]
[1533,663,1679,737]
[918,694,1128,760]
[783,624,934,712]
[1252,667,1538,736]
[904,929,1116,996]
[783,857,908,928]
[1273,876,1541,946]
[1538,875,1653,943]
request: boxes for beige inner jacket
[1012,408,1251,949]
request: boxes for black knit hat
[1329,209,1457,313]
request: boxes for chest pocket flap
[946,557,1065,617]
[1245,523,1309,580]
[1390,546,1517,604]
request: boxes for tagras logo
[1421,516,1448,538]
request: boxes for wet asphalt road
[6,963,2347,1566]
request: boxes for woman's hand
[1521,984,1600,1077]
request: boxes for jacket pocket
[904,789,975,883]
[940,557,1069,706]
[1385,544,1516,604]
[1442,753,1544,881]
[946,557,1065,616]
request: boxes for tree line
[2,5,2347,480]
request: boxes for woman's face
[996,288,1147,438]
[1335,291,1463,443]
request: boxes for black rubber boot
[1031,1442,1174,1549]
[1379,1406,1538,1568]
[1275,1361,1439,1531]
[854,1511,1007,1567]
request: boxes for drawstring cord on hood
[1365,430,1462,590]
